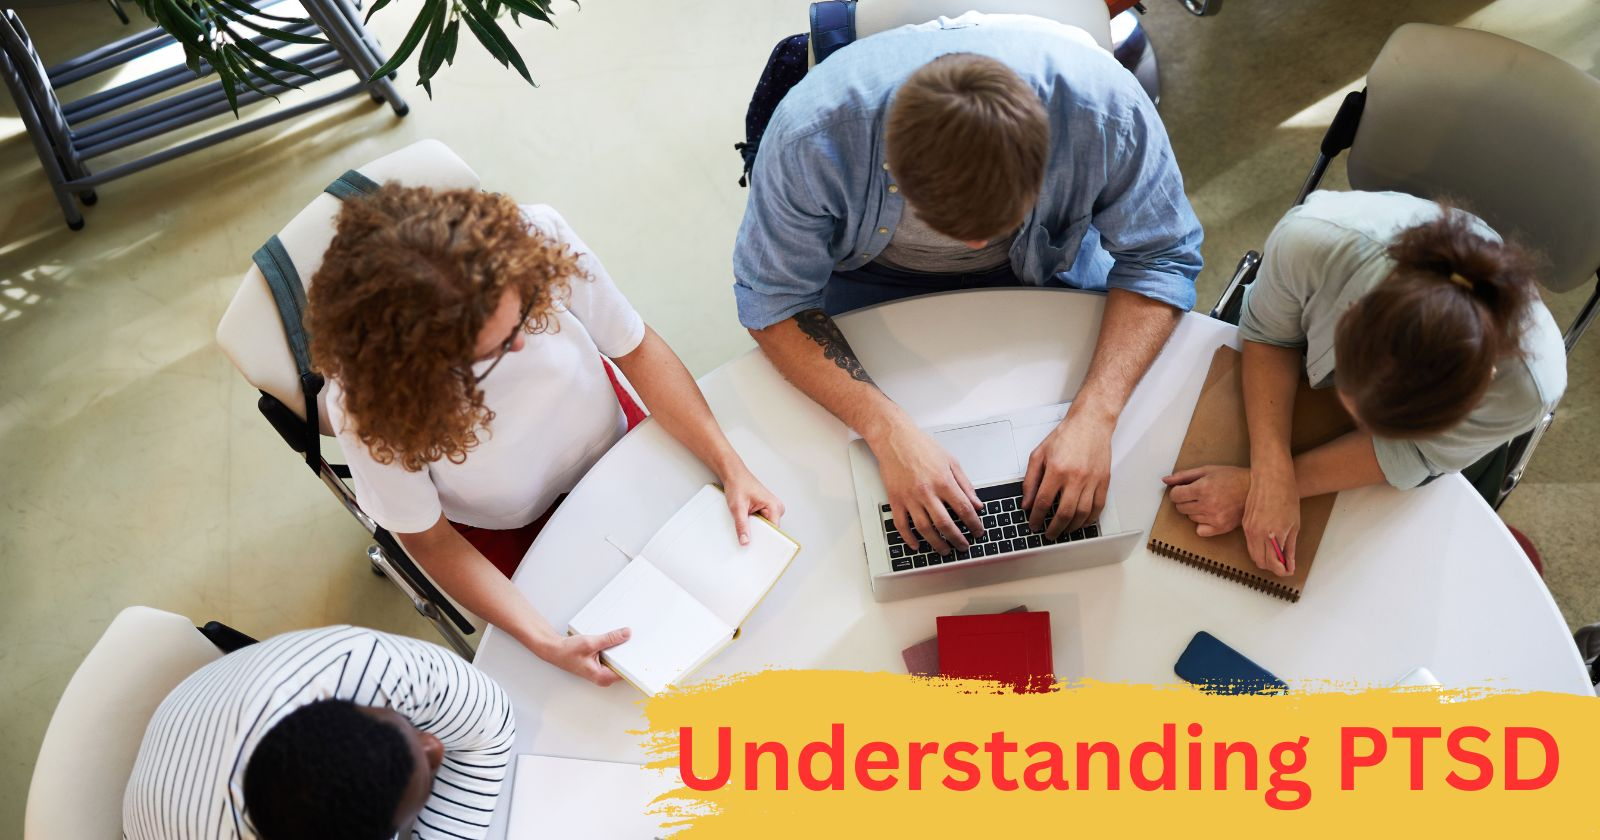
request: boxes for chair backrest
[216,139,481,432]
[1349,23,1600,293]
[830,0,1113,64]
[25,606,223,840]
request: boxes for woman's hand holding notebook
[567,485,800,695]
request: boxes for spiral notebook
[1149,346,1353,602]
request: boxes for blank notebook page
[507,755,680,837]
[643,485,797,628]
[567,558,732,695]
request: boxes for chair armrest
[198,621,259,654]
[1208,250,1261,323]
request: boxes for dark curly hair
[1335,205,1538,438]
[243,699,416,840]
[308,184,584,471]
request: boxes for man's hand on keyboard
[1023,408,1113,539]
[873,420,985,555]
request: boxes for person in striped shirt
[121,625,515,840]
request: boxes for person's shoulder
[1509,297,1568,409]
[764,53,886,154]
[1269,192,1431,266]
[1291,190,1503,246]
[258,625,368,647]
[988,20,1143,112]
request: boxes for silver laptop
[850,402,1143,602]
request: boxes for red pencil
[1269,534,1289,571]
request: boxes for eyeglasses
[468,296,535,385]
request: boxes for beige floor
[3,0,1598,832]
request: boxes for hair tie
[1448,272,1475,291]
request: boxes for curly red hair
[308,184,582,471]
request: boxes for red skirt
[449,358,645,578]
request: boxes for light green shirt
[1238,190,1566,489]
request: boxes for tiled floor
[2,0,1597,832]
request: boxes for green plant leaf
[214,46,242,115]
[415,2,448,96]
[461,0,530,82]
[460,4,509,67]
[206,0,324,45]
[135,0,558,103]
[221,43,283,102]
[230,28,317,80]
[145,0,209,74]
[500,0,551,25]
[442,17,460,65]
[211,0,305,25]
[151,0,204,42]
[364,0,394,24]
[369,0,439,82]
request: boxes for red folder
[936,611,1053,693]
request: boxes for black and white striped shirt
[122,626,515,840]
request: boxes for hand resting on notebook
[1163,465,1298,576]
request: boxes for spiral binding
[1149,540,1301,603]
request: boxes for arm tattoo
[795,308,876,386]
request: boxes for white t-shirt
[326,205,647,534]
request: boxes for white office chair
[24,607,237,840]
[216,139,484,658]
[1208,24,1600,508]
[844,0,1112,56]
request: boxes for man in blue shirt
[733,14,1203,555]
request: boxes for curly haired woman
[308,184,784,687]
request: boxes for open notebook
[568,484,799,695]
[1149,346,1353,602]
[506,755,682,837]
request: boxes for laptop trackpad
[932,420,1020,486]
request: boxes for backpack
[734,1,857,186]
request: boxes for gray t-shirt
[873,207,1015,274]
[1238,190,1566,489]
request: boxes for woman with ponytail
[1163,190,1566,576]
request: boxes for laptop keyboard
[880,480,1100,573]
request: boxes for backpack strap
[324,169,381,200]
[809,1,857,64]
[252,169,380,470]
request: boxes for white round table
[475,288,1590,836]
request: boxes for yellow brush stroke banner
[637,671,1599,837]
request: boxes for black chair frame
[258,389,476,658]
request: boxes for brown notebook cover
[1149,346,1354,602]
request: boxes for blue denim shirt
[732,15,1205,330]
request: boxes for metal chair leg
[306,0,408,116]
[1562,273,1600,355]
[0,50,83,228]
[1180,0,1222,16]
[1494,412,1553,509]
[368,544,474,659]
